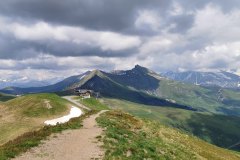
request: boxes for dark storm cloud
[0,35,137,59]
[0,0,195,61]
[209,59,229,68]
[178,0,240,12]
[168,14,194,33]
[0,34,40,59]
[0,0,239,76]
[0,0,173,32]
[41,40,138,58]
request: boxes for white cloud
[1,2,240,82]
[0,59,17,69]
[140,37,173,54]
[145,41,240,72]
[98,32,141,51]
[139,32,187,57]
[189,4,240,42]
[0,53,154,81]
[0,55,111,81]
[0,18,141,52]
[135,10,162,32]
[169,1,184,16]
[136,4,240,72]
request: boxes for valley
[97,110,240,160]
[2,1,240,159]
[0,65,240,159]
[162,71,240,89]
[102,98,240,151]
[0,93,71,145]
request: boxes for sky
[0,0,240,81]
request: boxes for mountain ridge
[162,70,240,88]
[0,72,90,95]
[1,65,240,153]
[1,65,240,116]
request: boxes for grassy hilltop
[0,96,239,159]
[0,93,71,145]
[102,98,240,151]
[97,110,240,160]
[0,93,15,102]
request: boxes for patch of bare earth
[14,110,107,160]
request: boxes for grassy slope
[219,89,240,115]
[77,73,194,110]
[0,93,71,145]
[97,110,240,160]
[102,98,240,151]
[0,110,96,160]
[156,80,220,112]
[0,93,15,102]
[154,79,240,116]
[1,96,239,159]
[77,97,109,111]
[75,69,240,116]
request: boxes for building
[75,89,93,99]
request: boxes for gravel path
[14,110,107,160]
[63,96,91,111]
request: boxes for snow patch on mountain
[162,71,240,88]
[44,106,82,126]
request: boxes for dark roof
[75,89,93,94]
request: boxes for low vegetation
[102,98,240,151]
[97,110,240,160]
[155,79,240,116]
[78,97,109,111]
[0,93,15,102]
[0,93,71,145]
[5,93,69,117]
[1,94,239,159]
[0,110,96,160]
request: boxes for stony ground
[14,110,107,160]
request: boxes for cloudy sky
[0,0,240,81]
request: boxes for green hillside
[0,93,15,102]
[154,79,240,115]
[1,66,240,154]
[97,110,240,160]
[0,96,239,159]
[102,98,240,151]
[0,93,71,145]
[2,65,240,117]
[79,97,109,111]
[69,66,240,116]
[74,71,194,110]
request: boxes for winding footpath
[14,96,107,160]
[62,96,91,111]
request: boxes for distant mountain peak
[132,65,150,73]
[134,64,147,69]
[134,64,143,68]
[162,70,240,88]
[90,69,105,77]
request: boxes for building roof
[75,89,93,94]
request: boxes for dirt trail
[63,96,91,111]
[14,110,107,160]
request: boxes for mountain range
[1,65,240,116]
[162,70,240,88]
[0,78,55,89]
[1,65,240,152]
[0,72,90,95]
[0,76,62,89]
[3,67,240,92]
